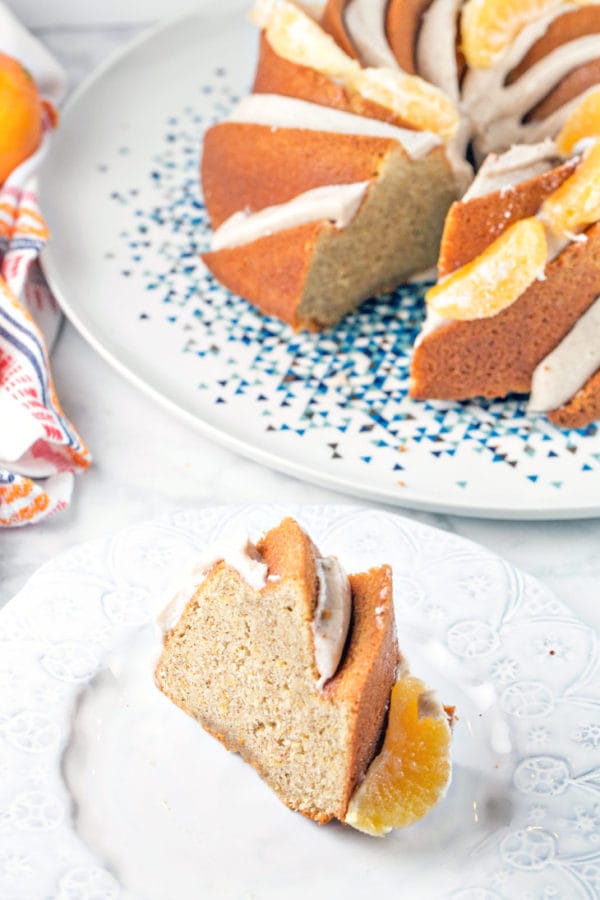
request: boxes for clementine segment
[461,0,563,68]
[541,141,600,234]
[0,53,45,184]
[426,217,548,320]
[349,68,460,140]
[344,676,452,836]
[556,88,600,154]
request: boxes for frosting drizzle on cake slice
[211,182,370,251]
[529,294,600,412]
[228,93,441,157]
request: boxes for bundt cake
[199,0,600,424]
[410,137,600,427]
[154,517,452,835]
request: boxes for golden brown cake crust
[548,369,600,429]
[411,223,600,400]
[256,516,319,617]
[155,517,398,825]
[386,0,434,74]
[527,60,600,122]
[320,0,358,59]
[201,123,398,228]
[438,159,578,277]
[253,32,352,110]
[507,6,600,84]
[202,144,456,330]
[253,32,422,132]
[320,0,434,75]
[329,565,398,816]
[202,221,322,329]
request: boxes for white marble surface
[1,19,599,633]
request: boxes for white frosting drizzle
[156,532,268,634]
[211,181,369,251]
[529,296,600,412]
[415,140,587,340]
[414,307,451,344]
[416,0,463,104]
[344,0,400,70]
[228,94,440,158]
[468,36,600,127]
[462,140,562,200]
[155,527,352,691]
[462,8,600,159]
[312,556,352,689]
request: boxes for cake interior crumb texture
[155,519,398,824]
[298,146,456,326]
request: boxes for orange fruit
[426,217,548,320]
[0,52,45,184]
[461,0,563,68]
[349,68,459,141]
[555,88,600,154]
[344,676,452,836]
[541,140,600,234]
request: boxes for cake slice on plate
[155,517,452,834]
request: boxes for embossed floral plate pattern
[38,10,600,518]
[1,505,599,899]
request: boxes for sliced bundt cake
[410,139,600,426]
[155,517,452,833]
[251,0,460,140]
[319,0,600,157]
[202,95,457,329]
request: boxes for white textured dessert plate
[38,9,600,518]
[2,505,599,900]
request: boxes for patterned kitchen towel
[0,2,91,526]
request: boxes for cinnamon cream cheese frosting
[312,555,352,688]
[529,296,600,413]
[318,0,600,158]
[211,182,370,251]
[228,94,441,158]
[462,140,563,200]
[156,531,353,691]
[344,0,399,70]
[156,533,268,634]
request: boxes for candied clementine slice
[349,68,460,141]
[461,0,563,69]
[541,140,600,234]
[344,676,451,836]
[426,217,547,320]
[556,88,600,154]
[250,0,358,80]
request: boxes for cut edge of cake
[154,516,452,831]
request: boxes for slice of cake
[201,95,457,329]
[410,138,600,426]
[251,0,460,141]
[154,517,452,833]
